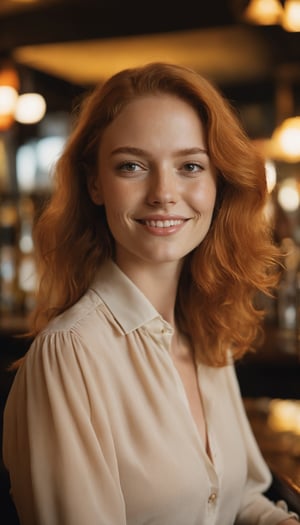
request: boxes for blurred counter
[244,397,300,513]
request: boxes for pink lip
[136,215,188,221]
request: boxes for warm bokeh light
[277,118,300,155]
[271,117,300,162]
[0,62,20,130]
[15,92,46,124]
[268,399,300,435]
[0,86,18,115]
[277,178,300,212]
[11,0,40,3]
[282,0,300,31]
[0,86,19,130]
[0,63,20,91]
[243,0,283,25]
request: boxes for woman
[3,62,298,524]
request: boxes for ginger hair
[28,62,279,366]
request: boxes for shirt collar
[90,259,163,334]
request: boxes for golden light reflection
[265,159,277,193]
[268,399,300,434]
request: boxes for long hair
[29,62,279,365]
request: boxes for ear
[87,174,104,205]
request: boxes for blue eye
[118,162,140,172]
[183,163,203,172]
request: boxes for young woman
[3,62,299,524]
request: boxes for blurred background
[0,0,300,519]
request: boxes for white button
[208,492,217,503]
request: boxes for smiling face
[89,94,217,274]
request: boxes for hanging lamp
[0,61,20,131]
[282,0,300,31]
[243,0,283,25]
[271,116,300,161]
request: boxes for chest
[90,326,248,524]
[92,351,248,525]
[171,352,209,454]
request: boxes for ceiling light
[277,178,300,211]
[0,60,47,128]
[0,86,18,131]
[0,61,20,130]
[11,0,40,3]
[271,116,300,161]
[14,92,46,124]
[0,86,18,115]
[282,0,300,31]
[243,0,283,25]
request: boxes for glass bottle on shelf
[277,237,299,353]
[0,200,20,315]
[17,196,36,313]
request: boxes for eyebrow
[110,146,208,157]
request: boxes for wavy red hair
[28,62,279,366]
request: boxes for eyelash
[115,161,205,176]
[182,162,204,173]
[117,161,143,172]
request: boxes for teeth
[145,219,184,228]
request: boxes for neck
[171,329,193,359]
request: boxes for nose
[147,167,178,207]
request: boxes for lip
[137,214,188,222]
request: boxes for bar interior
[0,0,300,522]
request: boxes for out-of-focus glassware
[0,200,19,314]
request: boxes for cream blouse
[3,260,292,525]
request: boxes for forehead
[100,94,206,146]
[113,93,200,120]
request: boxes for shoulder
[46,288,106,333]
[44,284,123,339]
[26,287,123,366]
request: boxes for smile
[143,219,185,228]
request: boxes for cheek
[105,205,126,228]
[103,194,132,234]
[102,181,144,229]
[102,185,130,214]
[191,179,217,213]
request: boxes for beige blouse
[3,260,291,525]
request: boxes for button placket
[159,323,173,351]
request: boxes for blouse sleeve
[3,330,126,525]
[226,365,295,525]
